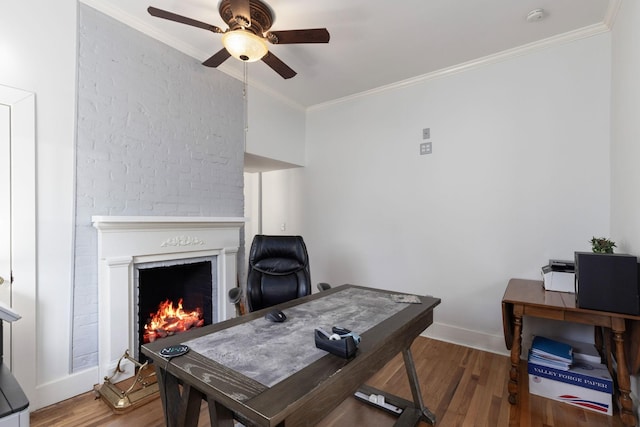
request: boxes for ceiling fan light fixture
[148,0,329,78]
[222,30,268,62]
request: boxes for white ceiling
[83,0,616,109]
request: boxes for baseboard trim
[422,321,509,357]
[32,367,99,411]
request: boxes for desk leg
[508,306,523,405]
[155,364,180,427]
[612,319,637,427]
[356,348,438,426]
[403,348,436,425]
[181,384,204,427]
[208,399,234,427]
[154,364,204,427]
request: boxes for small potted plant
[590,237,616,254]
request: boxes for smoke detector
[526,8,546,22]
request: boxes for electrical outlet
[423,128,430,140]
[420,142,432,155]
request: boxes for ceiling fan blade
[202,49,232,67]
[148,7,223,33]
[229,0,251,28]
[261,51,296,79]
[266,29,330,44]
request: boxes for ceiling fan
[148,0,330,79]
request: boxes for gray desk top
[183,287,414,387]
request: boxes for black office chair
[246,235,312,312]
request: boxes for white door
[0,104,12,367]
[0,85,36,404]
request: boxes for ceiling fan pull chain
[243,62,249,150]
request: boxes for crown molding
[79,0,615,113]
[603,0,622,29]
[310,22,611,111]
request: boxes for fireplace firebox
[136,258,216,362]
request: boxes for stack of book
[528,335,572,370]
[527,336,613,415]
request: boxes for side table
[502,278,640,427]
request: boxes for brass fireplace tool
[94,350,159,413]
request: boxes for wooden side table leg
[594,325,603,360]
[604,328,614,370]
[508,307,523,405]
[612,319,637,427]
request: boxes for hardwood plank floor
[30,337,625,426]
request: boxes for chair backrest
[246,235,311,312]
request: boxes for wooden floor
[30,337,625,427]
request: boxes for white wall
[260,169,305,236]
[610,0,640,400]
[246,85,306,166]
[611,1,640,254]
[262,34,612,354]
[0,0,78,409]
[244,85,306,265]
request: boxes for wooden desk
[142,285,441,427]
[502,278,640,427]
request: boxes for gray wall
[73,4,244,371]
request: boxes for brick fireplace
[92,216,244,380]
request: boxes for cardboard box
[528,360,612,415]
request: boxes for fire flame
[143,298,204,343]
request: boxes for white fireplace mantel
[92,215,245,380]
[92,215,246,225]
